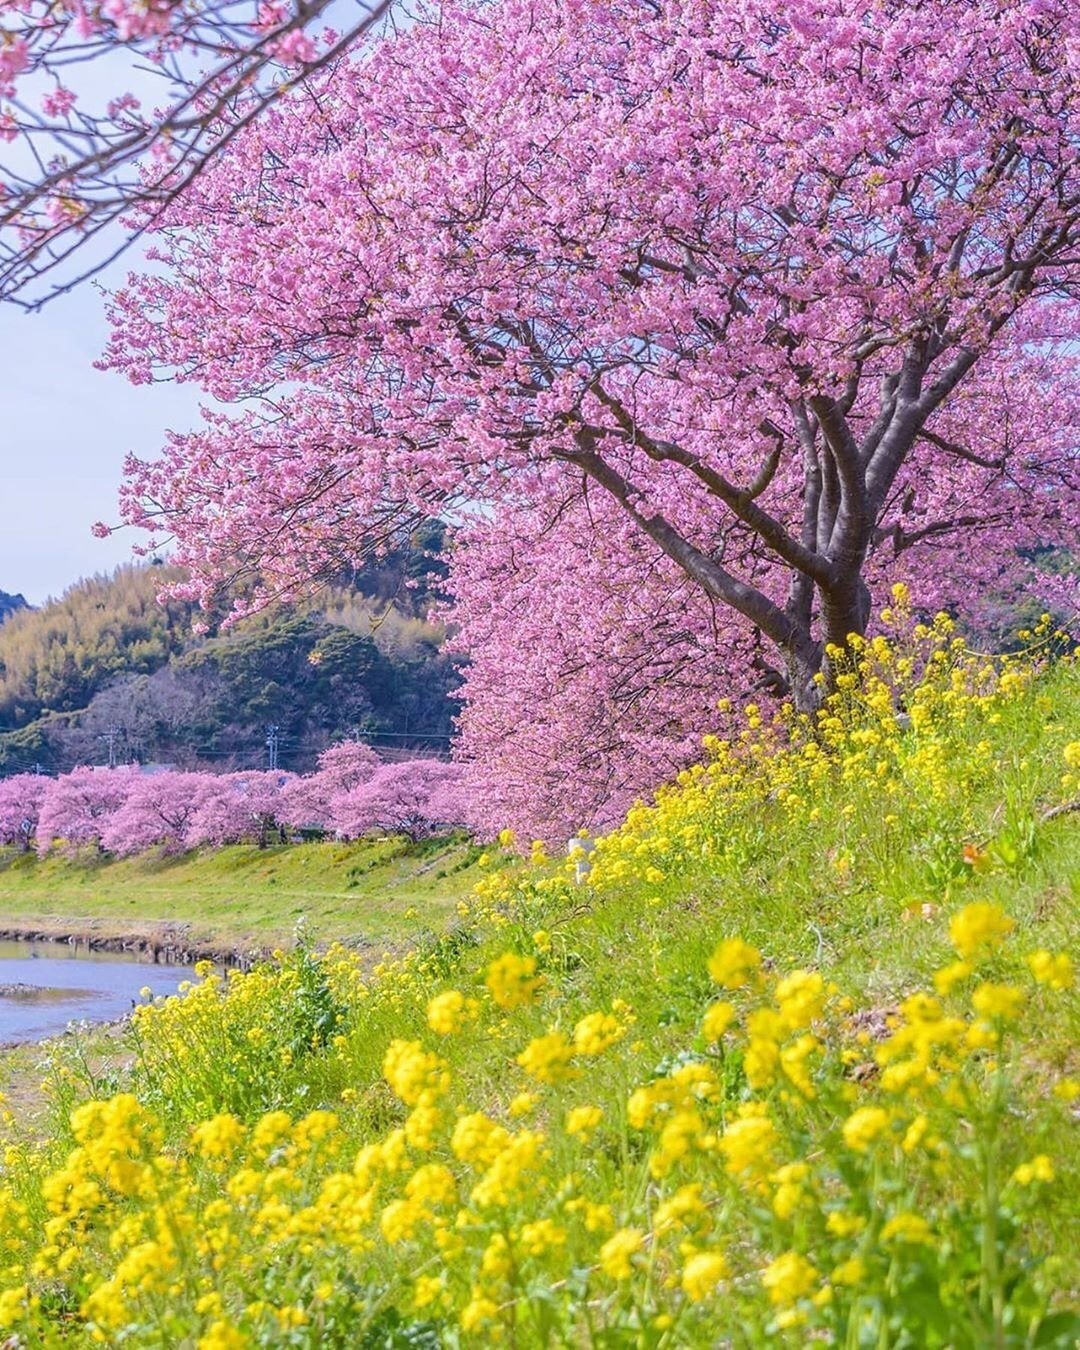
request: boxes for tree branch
[586,383,836,586]
[565,431,821,671]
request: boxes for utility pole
[101,726,120,769]
[265,724,280,772]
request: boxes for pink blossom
[41,85,76,118]
[0,774,49,851]
[36,766,140,857]
[183,771,293,848]
[93,0,1080,835]
[331,760,468,842]
[278,740,381,830]
[98,771,218,856]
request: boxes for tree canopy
[0,0,392,306]
[97,0,1080,833]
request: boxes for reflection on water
[0,940,192,1043]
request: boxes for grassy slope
[1,654,1078,1342]
[0,837,485,949]
[305,653,1080,1300]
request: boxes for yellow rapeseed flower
[565,1105,604,1139]
[948,902,1014,960]
[831,1257,867,1286]
[572,1011,625,1057]
[681,1250,728,1301]
[761,1251,818,1307]
[775,970,826,1029]
[708,937,763,990]
[426,989,479,1035]
[516,1031,578,1085]
[701,1000,736,1040]
[1026,950,1074,991]
[841,1106,891,1153]
[654,1183,708,1235]
[485,953,545,1010]
[1012,1155,1055,1186]
[190,1113,246,1161]
[451,1113,510,1168]
[719,1110,777,1178]
[971,982,1025,1021]
[518,1218,566,1257]
[413,1274,444,1309]
[459,1291,500,1331]
[599,1228,644,1280]
[933,959,973,995]
[880,1212,933,1245]
[382,1040,451,1106]
[197,1322,249,1350]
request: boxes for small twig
[1040,798,1080,824]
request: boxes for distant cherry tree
[183,770,292,848]
[278,740,381,832]
[0,773,49,852]
[36,765,139,856]
[99,770,217,856]
[332,760,468,843]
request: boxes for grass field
[0,834,486,951]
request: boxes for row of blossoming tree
[0,743,468,858]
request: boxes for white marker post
[568,834,596,884]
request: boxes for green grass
[0,835,486,950]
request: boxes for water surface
[0,940,191,1043]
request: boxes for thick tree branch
[587,383,836,587]
[566,431,821,671]
[917,429,1006,471]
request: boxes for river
[0,940,192,1043]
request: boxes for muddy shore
[0,920,268,969]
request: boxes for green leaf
[1032,1311,1080,1347]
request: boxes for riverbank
[0,835,485,1127]
[0,835,484,953]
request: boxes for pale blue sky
[0,280,203,604]
[0,44,209,607]
[0,0,391,606]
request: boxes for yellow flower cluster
[0,630,1073,1346]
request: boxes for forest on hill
[0,528,457,777]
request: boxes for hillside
[0,634,1076,1344]
[0,532,458,776]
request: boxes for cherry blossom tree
[277,739,381,831]
[0,773,49,851]
[332,760,468,842]
[183,770,291,848]
[36,764,139,856]
[0,0,392,306]
[100,0,1080,832]
[444,500,729,838]
[98,769,217,856]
